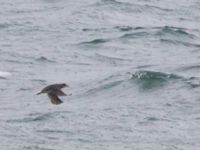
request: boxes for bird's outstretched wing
[48,93,63,105]
[57,90,67,96]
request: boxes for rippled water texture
[1,0,200,149]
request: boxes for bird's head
[61,83,68,88]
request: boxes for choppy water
[1,0,200,149]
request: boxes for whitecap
[0,71,11,78]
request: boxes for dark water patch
[37,129,73,135]
[94,0,133,13]
[114,26,145,31]
[31,79,47,83]
[42,0,62,3]
[82,26,142,32]
[10,6,62,15]
[23,146,54,150]
[4,59,33,64]
[77,138,92,143]
[82,27,107,32]
[134,26,145,30]
[136,65,154,69]
[28,111,71,117]
[160,39,200,47]
[160,39,180,45]
[1,44,12,47]
[0,23,10,29]
[35,56,56,63]
[165,103,172,107]
[184,77,200,88]
[16,88,32,91]
[82,28,92,32]
[131,70,182,90]
[79,39,109,45]
[156,26,195,38]
[101,0,128,5]
[0,88,5,91]
[114,26,134,32]
[69,61,92,66]
[120,31,149,39]
[143,4,174,12]
[145,116,159,121]
[145,116,170,122]
[95,53,132,63]
[6,113,52,123]
[0,76,7,80]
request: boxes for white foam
[0,71,11,77]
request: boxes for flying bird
[37,83,68,105]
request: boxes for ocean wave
[100,0,130,5]
[6,114,51,123]
[131,70,200,89]
[143,4,173,12]
[177,64,200,71]
[80,26,196,44]
[84,70,187,95]
[93,0,135,13]
[114,26,134,32]
[82,27,107,32]
[118,26,196,41]
[160,39,200,47]
[4,59,33,64]
[35,56,56,63]
[36,129,73,134]
[94,53,132,63]
[132,70,181,80]
[85,80,123,95]
[155,26,196,38]
[31,79,47,83]
[131,70,182,89]
[120,31,149,39]
[82,26,144,33]
[6,111,69,123]
[79,38,109,45]
[114,26,145,32]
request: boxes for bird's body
[37,83,68,105]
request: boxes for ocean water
[1,0,200,149]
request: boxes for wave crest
[131,70,181,89]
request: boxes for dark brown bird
[37,83,68,105]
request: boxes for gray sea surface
[1,0,200,149]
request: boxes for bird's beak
[36,92,42,95]
[64,84,69,87]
